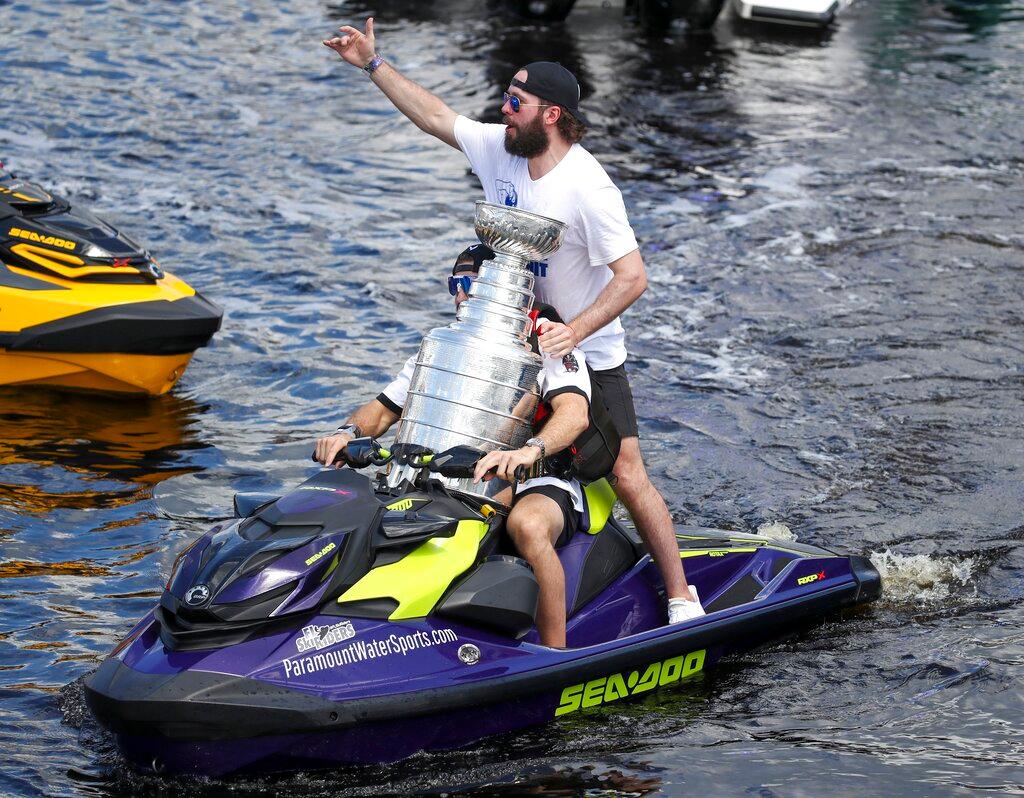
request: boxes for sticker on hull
[555,649,706,717]
[386,498,427,512]
[7,226,76,251]
[295,620,354,653]
[305,541,336,566]
[797,570,826,586]
[282,627,459,679]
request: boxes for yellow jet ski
[0,170,222,395]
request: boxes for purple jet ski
[85,440,881,776]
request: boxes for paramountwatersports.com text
[283,627,458,679]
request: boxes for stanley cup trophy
[387,201,568,503]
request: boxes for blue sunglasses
[448,275,473,296]
[502,92,550,113]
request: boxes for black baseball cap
[510,62,589,126]
[452,243,495,274]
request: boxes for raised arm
[538,248,648,357]
[323,18,460,149]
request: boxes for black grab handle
[311,437,391,468]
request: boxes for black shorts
[591,363,640,439]
[513,484,582,548]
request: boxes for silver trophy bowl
[388,203,568,504]
[474,201,567,263]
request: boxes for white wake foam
[870,549,977,604]
[756,521,798,541]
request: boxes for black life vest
[528,304,621,482]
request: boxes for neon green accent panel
[320,553,340,583]
[584,478,617,535]
[675,533,810,557]
[336,519,488,620]
[679,547,758,559]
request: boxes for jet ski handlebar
[311,436,393,468]
[346,437,393,467]
[406,444,529,482]
[314,439,530,482]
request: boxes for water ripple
[2,0,1024,794]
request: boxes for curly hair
[555,108,587,144]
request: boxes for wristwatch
[336,424,362,438]
[362,53,385,75]
[525,437,546,460]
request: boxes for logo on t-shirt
[527,260,547,277]
[562,353,579,373]
[496,179,518,207]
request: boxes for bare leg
[506,493,567,648]
[612,436,690,600]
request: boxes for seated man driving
[314,244,604,648]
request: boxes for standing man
[323,19,704,623]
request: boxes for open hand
[473,445,541,483]
[322,18,376,68]
[537,321,577,358]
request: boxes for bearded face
[503,110,549,158]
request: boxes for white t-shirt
[378,319,590,514]
[453,115,639,371]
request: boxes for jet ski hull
[85,527,880,776]
[0,288,222,394]
[0,350,197,395]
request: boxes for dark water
[2,0,1023,794]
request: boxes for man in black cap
[323,20,704,624]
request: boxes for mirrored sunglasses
[502,92,550,113]
[448,275,473,296]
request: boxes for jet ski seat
[546,477,648,620]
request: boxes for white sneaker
[668,587,706,624]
